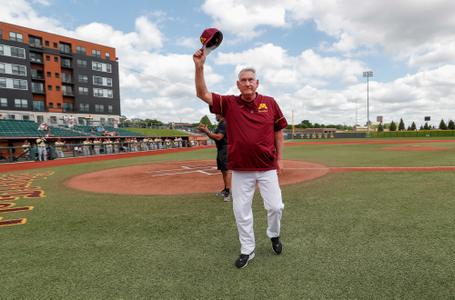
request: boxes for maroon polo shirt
[210,92,288,171]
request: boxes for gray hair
[238,67,257,79]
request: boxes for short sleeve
[273,100,288,131]
[209,93,227,116]
[216,121,226,135]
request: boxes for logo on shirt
[258,103,268,112]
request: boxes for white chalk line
[150,165,218,177]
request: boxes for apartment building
[0,22,121,127]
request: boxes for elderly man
[193,48,288,268]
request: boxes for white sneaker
[223,193,231,202]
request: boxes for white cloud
[215,44,364,88]
[202,0,455,66]
[202,0,288,39]
[279,65,455,126]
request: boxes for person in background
[198,114,231,202]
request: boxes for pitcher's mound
[65,160,329,195]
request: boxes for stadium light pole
[363,71,373,132]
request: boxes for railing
[0,140,190,163]
[29,42,43,49]
[62,91,74,96]
[31,74,45,80]
[32,87,45,94]
[30,57,43,64]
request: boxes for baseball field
[2,138,455,299]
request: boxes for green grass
[2,139,455,299]
[123,127,190,136]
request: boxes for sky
[2,0,455,126]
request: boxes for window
[31,82,44,93]
[92,61,112,73]
[79,103,89,112]
[12,79,27,90]
[62,85,73,96]
[47,72,51,77]
[46,55,50,61]
[55,72,60,78]
[92,49,101,58]
[56,86,61,91]
[59,42,71,54]
[78,87,89,95]
[63,103,73,112]
[77,59,87,68]
[54,56,59,62]
[48,85,52,91]
[106,52,110,59]
[0,63,27,76]
[0,98,7,107]
[61,58,71,68]
[30,52,43,63]
[0,78,28,90]
[49,102,54,108]
[93,88,113,98]
[76,46,86,54]
[9,46,26,59]
[29,36,42,48]
[62,73,71,83]
[108,105,113,113]
[11,64,27,76]
[78,74,88,83]
[50,116,57,124]
[53,42,58,48]
[14,99,28,108]
[93,75,113,87]
[0,44,4,55]
[45,40,50,47]
[95,104,104,113]
[9,32,23,42]
[33,101,44,113]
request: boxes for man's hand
[198,123,209,133]
[193,48,206,67]
[277,159,283,175]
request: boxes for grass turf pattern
[1,139,455,299]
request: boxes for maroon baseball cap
[200,28,223,55]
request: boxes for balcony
[31,74,45,80]
[61,62,72,69]
[62,91,74,96]
[32,87,45,94]
[29,42,43,49]
[62,77,73,84]
[30,57,43,64]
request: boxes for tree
[199,115,212,127]
[389,121,397,131]
[410,121,416,131]
[439,119,447,130]
[419,125,424,130]
[398,118,405,131]
[298,120,313,128]
[378,123,384,132]
[423,122,430,130]
[448,120,455,130]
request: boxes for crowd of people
[16,136,188,161]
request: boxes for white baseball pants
[231,170,284,254]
